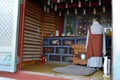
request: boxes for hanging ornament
[93,8,96,14]
[103,6,106,13]
[57,0,60,3]
[89,0,91,7]
[55,5,57,11]
[48,0,50,5]
[75,8,77,14]
[83,9,86,15]
[99,0,101,6]
[44,5,46,11]
[51,3,53,9]
[47,7,49,13]
[67,10,69,15]
[59,11,61,16]
[71,0,73,3]
[66,3,68,8]
[78,1,81,8]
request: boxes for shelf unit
[43,36,86,63]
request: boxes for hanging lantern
[103,6,106,13]
[75,8,77,14]
[99,0,101,6]
[71,0,73,3]
[51,3,53,9]
[78,1,81,8]
[93,8,96,14]
[89,0,91,7]
[48,0,50,5]
[67,10,69,15]
[55,5,57,11]
[47,7,49,13]
[57,0,60,3]
[83,9,86,15]
[66,3,68,8]
[59,11,61,16]
[44,5,46,11]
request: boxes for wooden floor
[22,62,112,80]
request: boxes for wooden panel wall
[43,12,57,36]
[22,0,58,62]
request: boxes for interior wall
[22,0,58,63]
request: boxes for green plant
[65,23,73,34]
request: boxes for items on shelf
[43,37,86,63]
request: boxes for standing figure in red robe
[86,15,103,68]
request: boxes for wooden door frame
[17,0,26,71]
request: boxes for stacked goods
[71,44,87,65]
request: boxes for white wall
[112,0,120,80]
